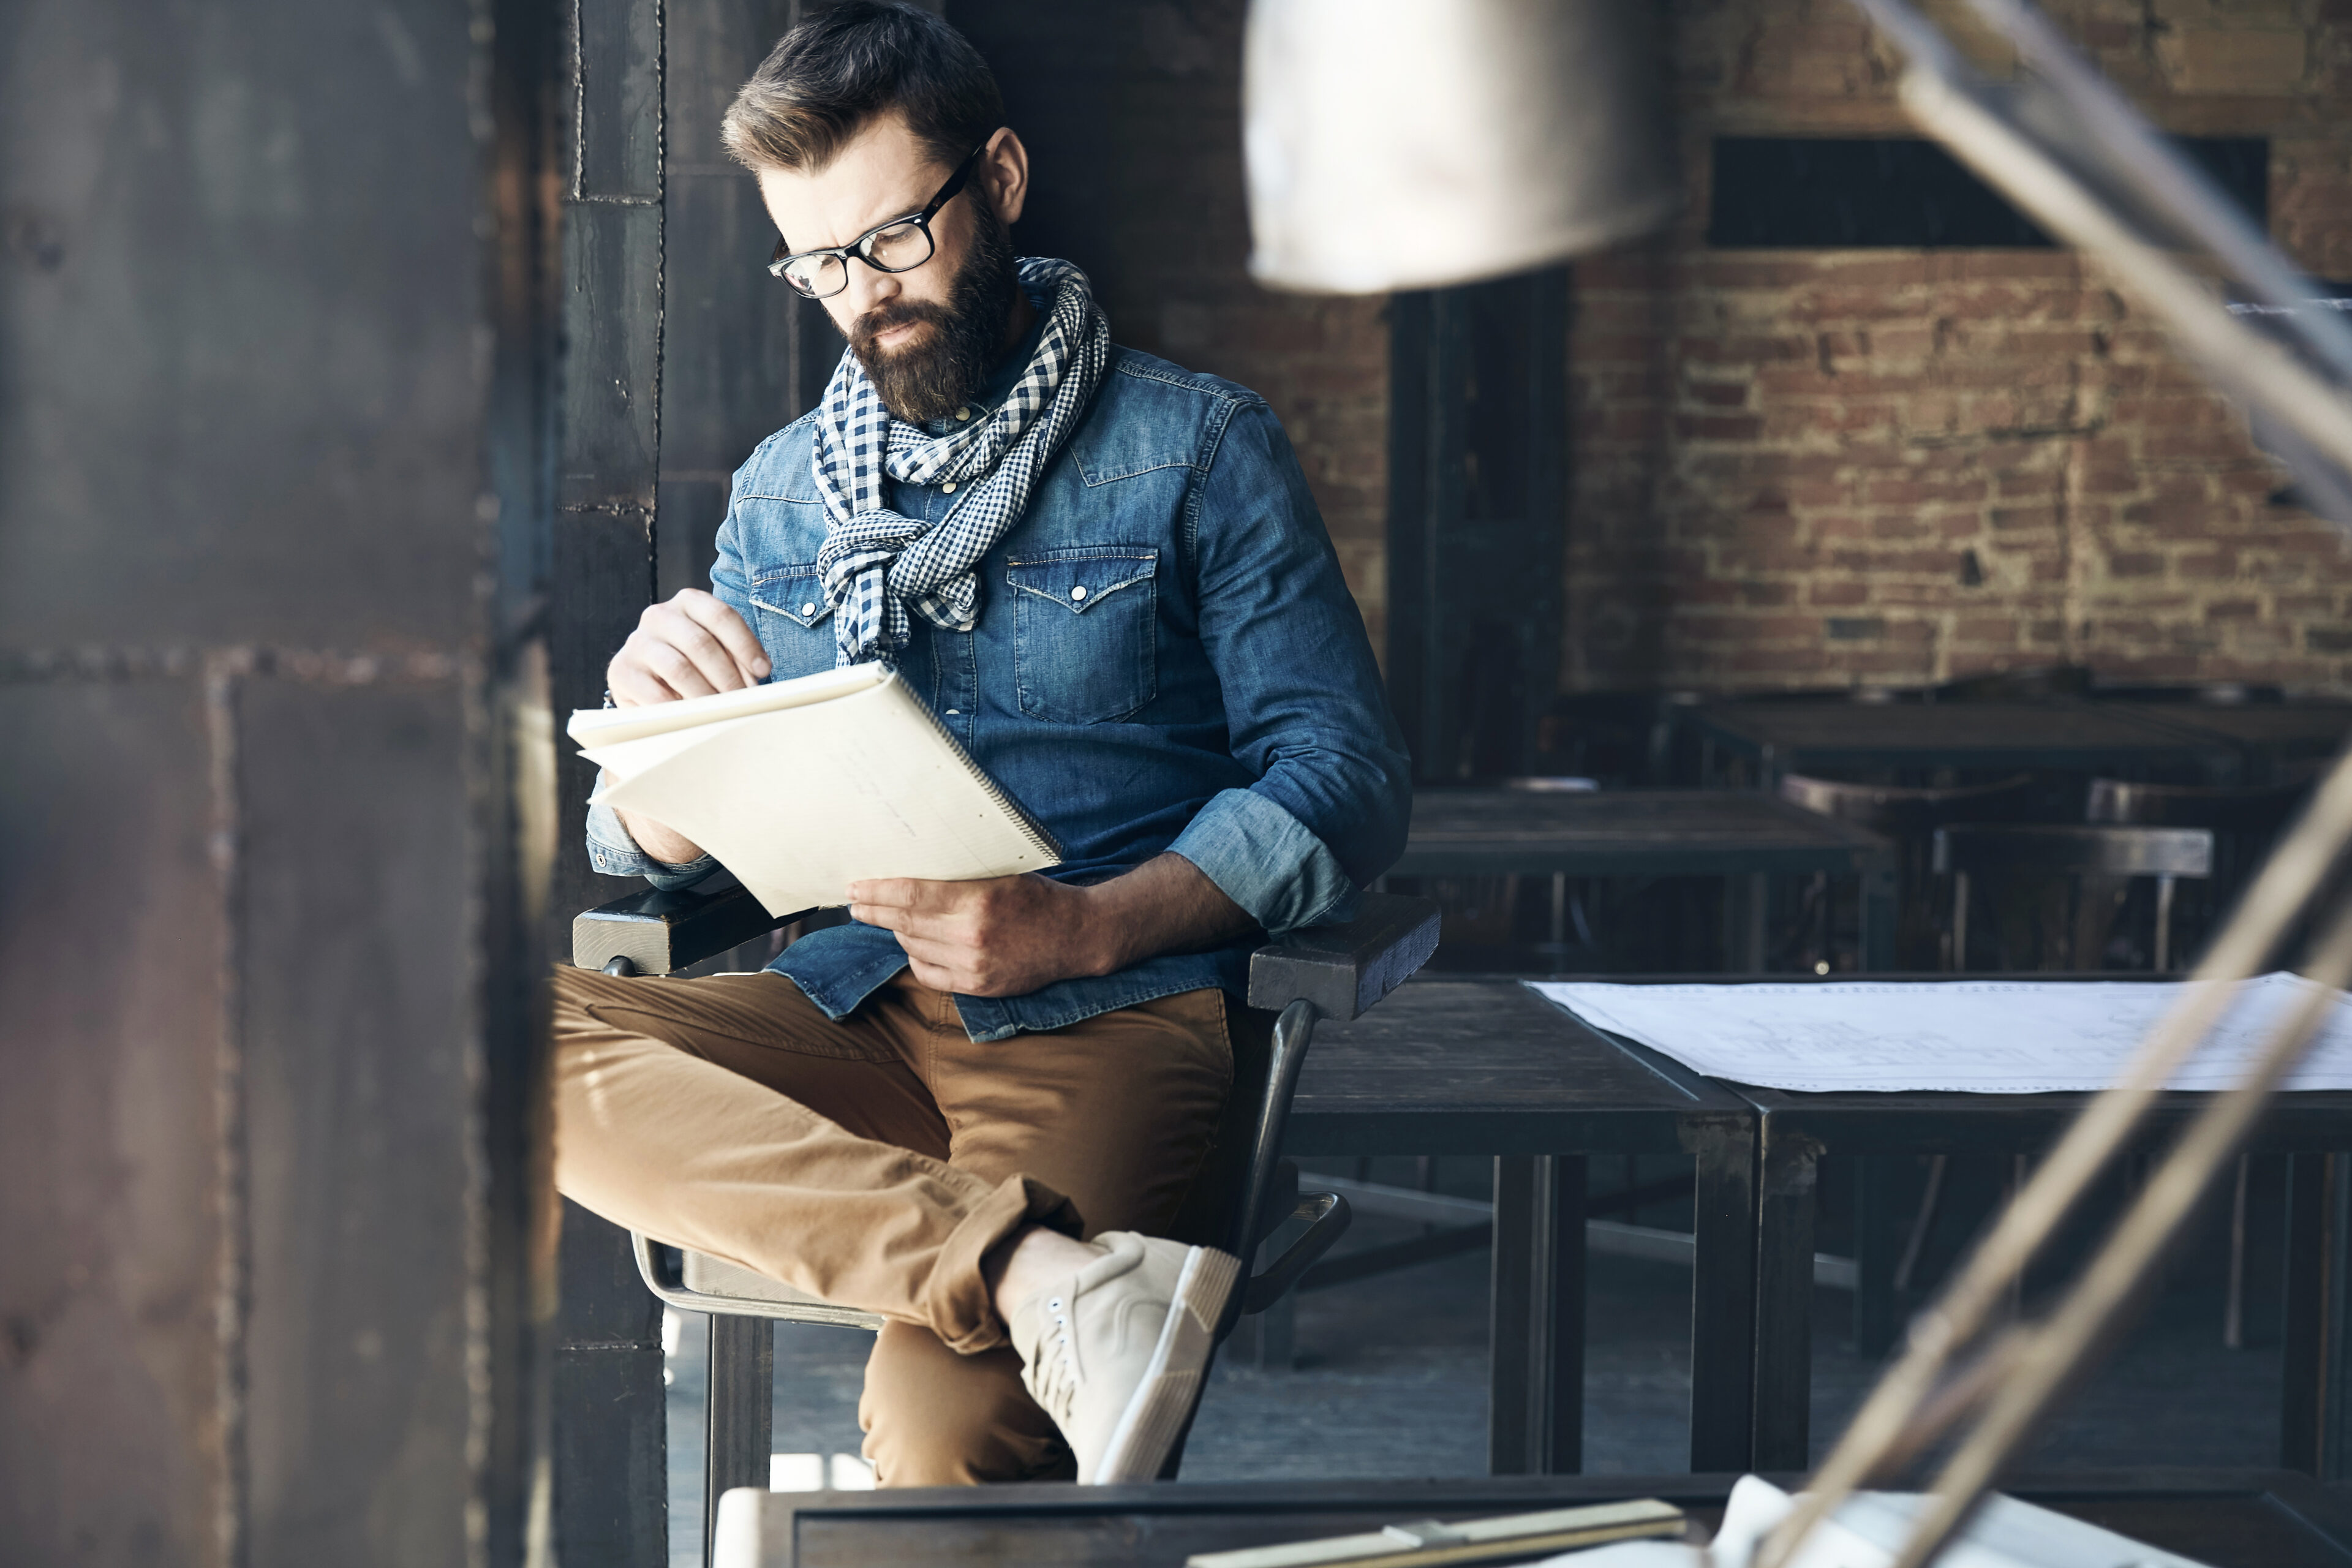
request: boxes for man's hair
[721,2,1003,175]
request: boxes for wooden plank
[1394,789,1894,878]
[1246,893,1441,1020]
[1687,701,2237,777]
[752,1469,2352,1568]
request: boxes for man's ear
[978,126,1029,228]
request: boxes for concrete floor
[660,1157,2286,1567]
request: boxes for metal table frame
[1280,978,1762,1474]
[1553,971,2352,1477]
[1735,1077,2352,1474]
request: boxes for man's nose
[842,264,901,320]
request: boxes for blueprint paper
[1530,974,2352,1093]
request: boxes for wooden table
[2128,703,2352,783]
[1391,788,1898,970]
[1687,701,2241,785]
[728,1468,2352,1567]
[1281,980,1760,1475]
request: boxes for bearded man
[551,1,1410,1487]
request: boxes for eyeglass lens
[780,219,936,298]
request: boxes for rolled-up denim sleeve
[1167,402,1412,933]
[586,787,717,889]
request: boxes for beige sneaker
[1006,1231,1240,1484]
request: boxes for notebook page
[565,663,888,748]
[592,673,1057,915]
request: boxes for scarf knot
[812,257,1110,665]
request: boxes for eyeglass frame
[765,138,995,298]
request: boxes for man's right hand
[605,590,772,865]
[608,589,771,705]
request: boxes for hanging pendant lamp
[1243,0,1681,294]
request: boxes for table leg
[2282,1152,2351,1480]
[1751,1120,1819,1471]
[1852,1155,1901,1360]
[1858,864,1897,973]
[1488,1155,1586,1475]
[1724,873,1769,974]
[1689,1117,1759,1472]
[705,1314,774,1567]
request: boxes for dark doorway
[1387,271,1570,781]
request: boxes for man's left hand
[848,873,1106,997]
[849,853,1255,998]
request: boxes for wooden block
[1248,893,1442,1021]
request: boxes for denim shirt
[587,344,1412,1041]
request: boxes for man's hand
[608,588,770,705]
[850,853,1255,997]
[606,590,772,864]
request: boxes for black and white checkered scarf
[811,257,1110,666]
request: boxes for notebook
[568,663,1061,916]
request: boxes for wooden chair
[2087,779,2309,1348]
[1777,772,2037,971]
[571,880,1440,1529]
[1932,823,2214,973]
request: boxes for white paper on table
[1529,973,2352,1093]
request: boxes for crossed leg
[549,965,1232,1484]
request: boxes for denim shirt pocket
[747,564,838,679]
[1005,546,1158,723]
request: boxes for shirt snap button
[1069,584,1087,601]
[801,601,816,616]
[956,407,972,421]
[941,481,958,493]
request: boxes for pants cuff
[925,1172,1082,1354]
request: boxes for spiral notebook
[568,664,1061,917]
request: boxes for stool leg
[1893,1155,1947,1295]
[2226,1153,2251,1350]
[1852,1156,1900,1359]
[704,1316,772,1568]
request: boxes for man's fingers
[605,659,678,707]
[645,604,755,695]
[633,636,722,699]
[848,877,958,913]
[675,591,771,683]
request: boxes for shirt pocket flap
[748,565,834,628]
[1005,548,1158,616]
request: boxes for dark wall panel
[0,678,222,1565]
[0,0,486,652]
[237,677,476,1568]
[658,0,809,597]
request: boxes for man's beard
[846,205,1020,425]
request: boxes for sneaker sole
[1086,1245,1239,1484]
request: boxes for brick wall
[961,1,2352,697]
[1570,0,2352,694]
[956,0,1392,645]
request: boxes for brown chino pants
[550,964,1234,1485]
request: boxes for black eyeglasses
[767,140,992,299]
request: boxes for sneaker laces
[1028,1290,1082,1421]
